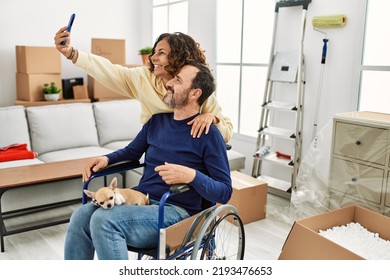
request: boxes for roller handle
[275,151,291,160]
[321,38,329,64]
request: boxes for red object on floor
[275,151,291,160]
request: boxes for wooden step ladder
[252,0,311,199]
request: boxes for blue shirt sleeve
[189,129,232,204]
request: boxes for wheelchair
[82,160,245,260]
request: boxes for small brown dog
[84,177,149,209]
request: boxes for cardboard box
[165,211,205,252]
[62,77,84,99]
[73,85,89,99]
[88,75,124,100]
[91,38,126,64]
[16,73,62,101]
[278,205,390,260]
[227,171,268,225]
[87,65,140,100]
[16,46,61,74]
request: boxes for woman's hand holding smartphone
[61,13,76,45]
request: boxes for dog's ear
[109,177,118,190]
[146,193,150,205]
[84,189,95,199]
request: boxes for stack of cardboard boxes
[15,40,140,103]
[16,46,62,101]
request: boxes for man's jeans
[64,199,189,260]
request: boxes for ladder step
[276,0,311,10]
[259,126,296,139]
[257,175,291,197]
[259,152,294,167]
[263,101,297,111]
[270,51,299,83]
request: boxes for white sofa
[0,100,245,212]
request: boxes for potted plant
[42,82,61,101]
[138,46,153,65]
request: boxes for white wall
[188,0,217,69]
[0,0,152,106]
[301,0,366,149]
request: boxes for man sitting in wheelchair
[64,61,232,260]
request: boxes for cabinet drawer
[329,158,384,204]
[386,171,390,207]
[334,122,387,165]
[328,190,382,213]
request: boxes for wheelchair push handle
[169,184,191,194]
[92,160,143,175]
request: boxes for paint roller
[311,14,347,141]
[312,14,346,29]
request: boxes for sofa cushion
[227,149,245,171]
[93,100,143,146]
[102,140,131,151]
[38,146,113,162]
[0,158,43,169]
[26,103,99,155]
[0,106,32,150]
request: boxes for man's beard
[163,88,190,109]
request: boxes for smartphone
[61,13,76,45]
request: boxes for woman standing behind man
[54,27,232,142]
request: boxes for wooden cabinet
[328,111,390,215]
[386,171,390,208]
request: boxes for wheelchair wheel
[200,212,245,260]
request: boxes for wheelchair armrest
[158,184,191,231]
[82,160,144,204]
[93,160,144,176]
[169,184,191,194]
[158,184,214,259]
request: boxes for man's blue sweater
[106,113,232,215]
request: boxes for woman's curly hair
[147,32,207,76]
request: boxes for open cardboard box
[226,171,268,225]
[278,205,390,259]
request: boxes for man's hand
[82,156,109,182]
[187,113,218,138]
[155,162,196,185]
